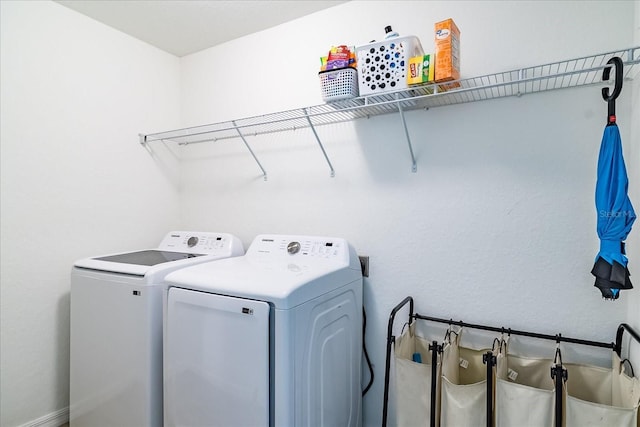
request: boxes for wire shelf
[141,47,639,147]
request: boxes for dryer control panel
[248,235,349,262]
[159,231,237,255]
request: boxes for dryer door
[165,287,270,427]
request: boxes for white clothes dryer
[163,234,363,427]
[70,231,244,427]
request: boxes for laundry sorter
[382,296,640,427]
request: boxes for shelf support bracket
[232,120,267,181]
[303,108,335,177]
[396,100,417,173]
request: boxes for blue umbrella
[591,57,636,300]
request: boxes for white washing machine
[70,231,244,427]
[163,234,363,427]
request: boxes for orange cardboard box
[434,18,460,88]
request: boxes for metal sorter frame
[382,296,640,427]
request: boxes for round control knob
[187,236,199,248]
[287,241,301,255]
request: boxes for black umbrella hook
[602,56,623,126]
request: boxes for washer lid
[74,250,207,277]
[93,250,204,266]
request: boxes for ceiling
[55,0,347,57]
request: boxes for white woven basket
[319,67,359,102]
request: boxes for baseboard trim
[19,407,69,427]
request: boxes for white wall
[626,0,640,371]
[176,1,637,426]
[0,1,181,426]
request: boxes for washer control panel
[158,231,233,254]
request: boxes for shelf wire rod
[396,96,418,173]
[175,136,222,145]
[303,108,335,178]
[231,120,267,181]
[451,91,464,105]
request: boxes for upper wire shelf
[141,47,639,147]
